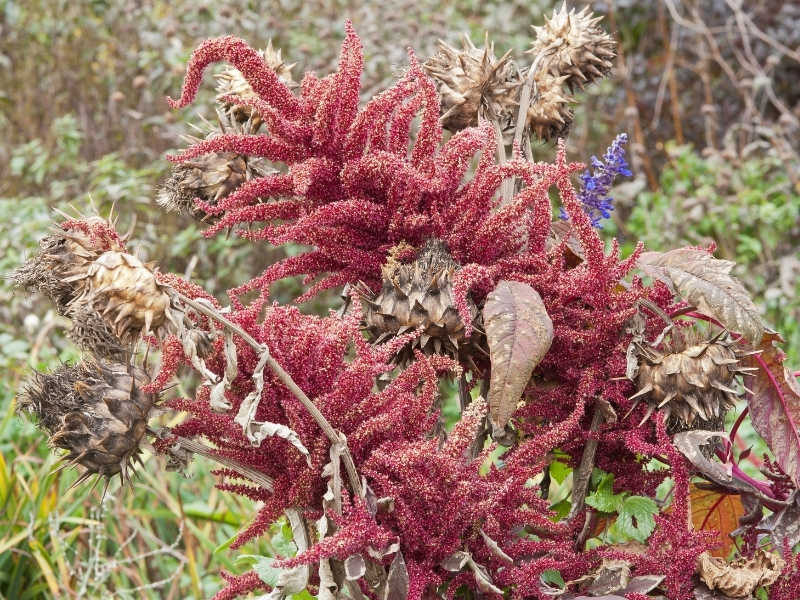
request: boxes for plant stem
[175,292,363,498]
[567,405,604,521]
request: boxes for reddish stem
[729,407,749,454]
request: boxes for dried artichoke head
[424,34,520,137]
[17,359,157,496]
[528,2,617,93]
[631,329,754,432]
[359,239,487,370]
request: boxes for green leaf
[617,496,658,543]
[540,569,564,589]
[273,529,297,558]
[213,531,238,555]
[549,498,571,522]
[236,555,282,586]
[549,460,572,485]
[585,474,625,513]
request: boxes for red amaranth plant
[12,7,800,600]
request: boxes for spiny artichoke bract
[423,34,519,138]
[524,70,574,141]
[214,39,298,127]
[632,330,753,432]
[17,360,157,495]
[156,110,276,222]
[528,2,617,93]
[360,239,486,370]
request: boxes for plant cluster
[10,4,800,600]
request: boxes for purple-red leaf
[637,249,763,345]
[742,332,800,487]
[483,280,553,438]
[673,430,732,485]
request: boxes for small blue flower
[561,133,632,229]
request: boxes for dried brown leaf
[673,430,732,484]
[637,249,763,345]
[484,280,553,438]
[696,549,784,598]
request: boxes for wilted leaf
[758,491,800,557]
[690,484,745,559]
[673,431,732,485]
[439,551,470,572]
[697,549,784,598]
[693,579,744,600]
[467,557,503,595]
[345,554,366,580]
[384,550,409,600]
[484,280,553,438]
[742,334,800,487]
[637,249,763,345]
[617,496,658,543]
[618,575,664,595]
[479,529,514,565]
[588,560,631,595]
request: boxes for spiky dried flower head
[17,359,157,494]
[215,39,298,126]
[156,110,276,222]
[524,70,574,141]
[631,329,753,432]
[358,239,486,370]
[67,251,176,344]
[10,216,125,313]
[423,34,519,136]
[528,2,617,93]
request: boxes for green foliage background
[1,0,798,597]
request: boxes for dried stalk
[174,292,363,498]
[166,432,275,492]
[567,406,604,521]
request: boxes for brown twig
[174,292,363,498]
[567,406,605,521]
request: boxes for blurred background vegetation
[1,0,798,597]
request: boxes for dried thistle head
[17,359,157,495]
[359,239,486,370]
[11,214,176,351]
[423,34,519,136]
[156,110,276,222]
[215,39,298,126]
[67,251,176,345]
[632,329,753,432]
[10,216,125,313]
[525,71,574,141]
[528,2,617,93]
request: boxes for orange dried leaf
[690,484,745,558]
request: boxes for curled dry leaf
[697,549,785,598]
[588,559,631,596]
[483,280,553,440]
[345,554,366,580]
[673,430,732,484]
[637,249,763,346]
[741,331,800,488]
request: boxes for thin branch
[174,292,363,498]
[567,406,605,521]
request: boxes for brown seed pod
[67,251,176,345]
[423,34,519,137]
[528,2,617,93]
[214,39,298,126]
[359,239,487,370]
[9,217,125,314]
[523,70,575,141]
[156,110,276,222]
[17,359,157,496]
[631,329,754,432]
